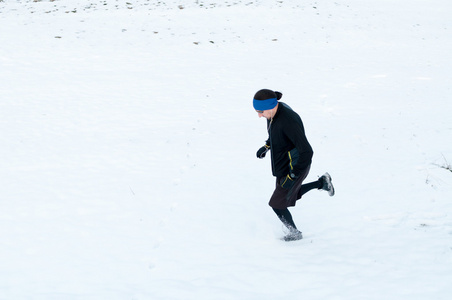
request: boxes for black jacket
[266,102,313,178]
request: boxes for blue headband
[253,98,278,111]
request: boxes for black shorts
[268,165,311,209]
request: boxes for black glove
[279,173,298,189]
[256,144,270,159]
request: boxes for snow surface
[1,0,452,299]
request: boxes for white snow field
[1,0,451,299]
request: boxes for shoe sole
[324,172,335,196]
[283,235,303,242]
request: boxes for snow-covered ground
[1,0,451,299]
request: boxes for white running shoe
[283,230,303,242]
[320,172,335,196]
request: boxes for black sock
[272,208,297,230]
[297,179,322,199]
